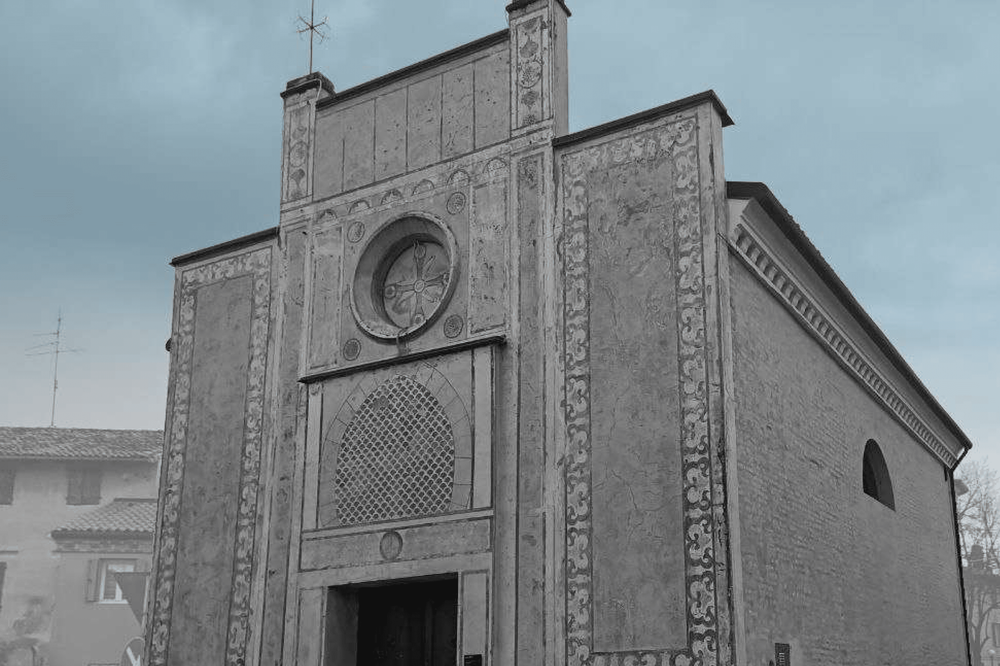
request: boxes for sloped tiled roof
[0,427,162,461]
[51,498,158,537]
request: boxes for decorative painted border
[282,95,314,204]
[148,247,271,666]
[511,10,545,128]
[561,115,720,666]
[729,222,958,468]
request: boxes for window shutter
[85,559,99,602]
[67,469,82,505]
[84,469,102,504]
[0,562,7,615]
[0,468,14,504]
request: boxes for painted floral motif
[561,114,725,666]
[514,13,544,128]
[284,104,310,201]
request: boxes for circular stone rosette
[350,213,460,341]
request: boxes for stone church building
[146,2,972,665]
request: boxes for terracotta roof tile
[51,498,158,537]
[0,427,162,461]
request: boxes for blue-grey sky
[1,1,997,464]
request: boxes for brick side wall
[730,259,967,665]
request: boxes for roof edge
[0,454,158,462]
[171,226,278,267]
[506,0,572,17]
[727,180,973,455]
[553,90,734,150]
[281,71,336,100]
[316,29,510,111]
[51,529,154,539]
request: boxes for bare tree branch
[958,457,1000,665]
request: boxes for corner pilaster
[506,0,570,137]
[280,72,335,208]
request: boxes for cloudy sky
[0,0,996,465]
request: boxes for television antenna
[26,310,83,427]
[297,0,329,74]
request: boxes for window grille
[334,375,456,525]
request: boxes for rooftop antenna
[297,0,328,74]
[25,310,83,427]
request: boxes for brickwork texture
[731,259,966,665]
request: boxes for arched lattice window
[862,439,894,510]
[333,375,456,525]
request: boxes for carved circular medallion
[350,214,459,341]
[347,221,366,243]
[446,192,466,215]
[379,531,403,560]
[342,338,361,361]
[443,314,464,339]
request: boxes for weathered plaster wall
[149,246,272,666]
[257,227,306,666]
[170,277,251,665]
[587,149,685,649]
[556,100,732,665]
[730,257,967,665]
[313,40,510,202]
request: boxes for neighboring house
[0,427,160,666]
[49,498,156,666]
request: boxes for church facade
[146,2,972,665]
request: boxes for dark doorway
[356,577,458,666]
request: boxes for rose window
[351,215,459,341]
[379,240,449,330]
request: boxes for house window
[0,468,13,504]
[67,467,101,505]
[98,560,136,603]
[993,621,1000,647]
[862,439,895,510]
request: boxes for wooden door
[356,578,457,666]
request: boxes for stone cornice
[728,216,959,469]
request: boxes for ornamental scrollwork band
[561,114,720,666]
[148,248,271,666]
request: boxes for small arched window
[862,439,895,510]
